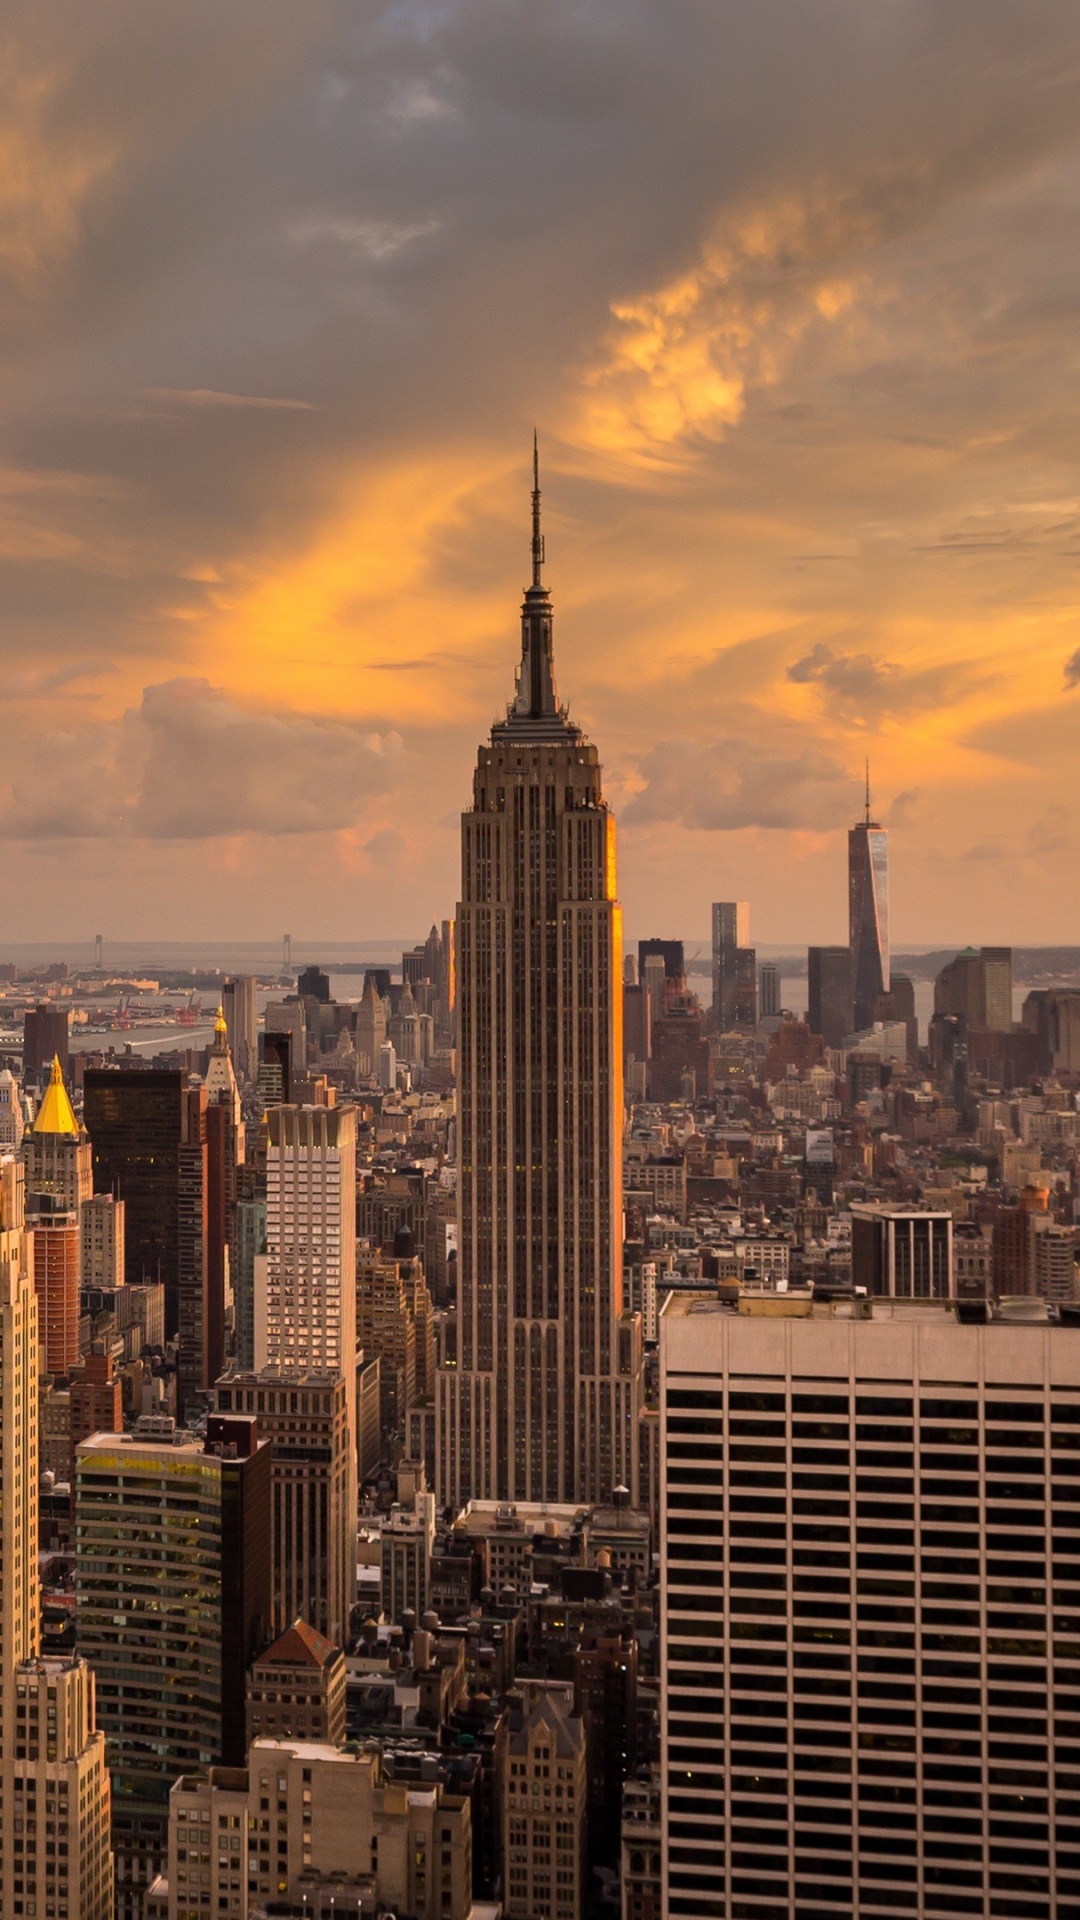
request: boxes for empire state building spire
[495,435,577,740]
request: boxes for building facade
[76,1416,271,1916]
[0,1153,113,1920]
[83,1068,185,1332]
[438,450,641,1510]
[849,788,889,1033]
[212,1369,354,1648]
[660,1290,1080,1920]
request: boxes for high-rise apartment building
[438,449,641,1510]
[222,973,258,1082]
[660,1290,1080,1920]
[212,1368,354,1646]
[76,1414,271,1917]
[849,780,889,1032]
[807,943,853,1049]
[711,903,749,1028]
[30,1212,81,1373]
[0,1153,113,1920]
[83,1067,185,1331]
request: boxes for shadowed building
[83,1068,185,1333]
[807,944,852,1049]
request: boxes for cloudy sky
[4,0,1080,946]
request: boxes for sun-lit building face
[2,4,1080,942]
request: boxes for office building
[439,448,641,1509]
[157,1737,473,1920]
[83,1067,185,1332]
[297,963,331,1003]
[660,1289,1080,1920]
[30,1211,81,1373]
[758,961,780,1019]
[212,1368,354,1647]
[621,1769,661,1920]
[257,1028,291,1106]
[0,1152,113,1920]
[76,1414,271,1916]
[935,946,1014,1033]
[254,1104,357,1384]
[24,1054,91,1214]
[850,1204,953,1298]
[245,1619,346,1750]
[849,779,889,1031]
[807,944,852,1049]
[22,1002,70,1087]
[504,1682,587,1920]
[79,1191,125,1288]
[0,1065,23,1146]
[222,973,258,1082]
[639,940,685,996]
[262,998,306,1077]
[711,902,749,1028]
[1022,986,1080,1074]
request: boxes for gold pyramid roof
[33,1056,79,1137]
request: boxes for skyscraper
[253,1103,358,1618]
[807,943,853,1048]
[0,1153,113,1920]
[76,1414,270,1917]
[659,1289,1080,1920]
[848,770,889,1031]
[711,902,749,1027]
[24,1054,91,1214]
[437,444,641,1510]
[22,1002,70,1088]
[83,1067,185,1331]
[222,972,258,1082]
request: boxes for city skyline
[3,5,1080,944]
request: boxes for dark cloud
[624,737,857,832]
[787,642,896,701]
[0,679,402,840]
[1064,648,1080,690]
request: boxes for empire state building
[437,446,641,1509]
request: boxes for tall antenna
[531,429,545,588]
[864,757,871,826]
